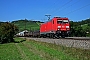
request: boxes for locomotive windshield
[63,20,68,23]
[57,20,63,24]
[57,20,68,24]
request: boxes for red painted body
[40,17,70,38]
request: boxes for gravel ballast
[23,37,90,49]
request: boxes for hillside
[11,20,42,31]
[70,18,90,37]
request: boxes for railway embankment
[22,37,90,49]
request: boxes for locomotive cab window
[57,20,63,24]
[63,20,68,23]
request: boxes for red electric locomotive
[40,17,70,38]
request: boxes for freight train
[23,17,70,38]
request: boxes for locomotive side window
[57,20,63,24]
[53,20,54,24]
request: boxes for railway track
[38,37,90,41]
[20,37,90,49]
[21,37,90,42]
[65,37,90,41]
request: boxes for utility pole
[45,14,51,21]
[25,18,27,40]
[25,18,27,30]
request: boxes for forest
[70,18,90,37]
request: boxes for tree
[0,22,18,44]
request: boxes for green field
[0,38,90,60]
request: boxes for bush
[0,22,18,44]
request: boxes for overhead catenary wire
[50,0,90,18]
[40,0,59,21]
[52,0,81,15]
[41,0,73,21]
[44,0,63,14]
[40,0,90,22]
[49,0,73,15]
[40,0,63,21]
[63,3,90,16]
[40,0,59,14]
[40,0,72,21]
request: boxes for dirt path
[22,41,59,60]
[15,43,29,60]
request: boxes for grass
[0,43,21,60]
[0,37,90,60]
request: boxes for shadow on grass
[14,40,26,43]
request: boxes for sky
[0,0,90,22]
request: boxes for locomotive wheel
[54,34,58,39]
[49,33,54,38]
[61,35,65,38]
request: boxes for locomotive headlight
[66,26,69,28]
[58,29,60,30]
[58,26,61,28]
